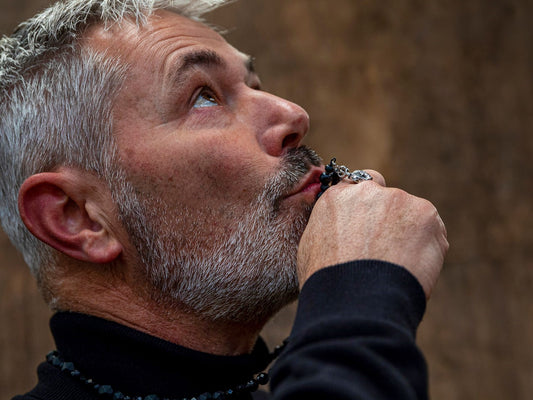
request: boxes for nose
[249,91,310,157]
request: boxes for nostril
[282,132,300,149]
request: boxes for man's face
[86,11,323,323]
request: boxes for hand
[297,171,448,299]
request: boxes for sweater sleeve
[269,260,429,400]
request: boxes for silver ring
[347,170,373,183]
[330,159,373,184]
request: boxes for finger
[437,213,447,239]
[362,169,386,187]
[436,213,450,252]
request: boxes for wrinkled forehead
[81,9,239,71]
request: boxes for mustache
[261,146,322,205]
[284,145,322,175]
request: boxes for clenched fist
[298,171,448,299]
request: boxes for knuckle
[364,169,386,186]
[388,187,409,202]
[416,198,438,218]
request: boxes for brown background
[1,0,532,399]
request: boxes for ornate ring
[347,169,373,183]
[329,158,372,184]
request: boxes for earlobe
[18,172,123,264]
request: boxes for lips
[285,167,324,198]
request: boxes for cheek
[192,137,271,199]
[117,130,273,207]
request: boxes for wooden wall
[2,0,532,398]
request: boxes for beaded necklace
[46,340,287,400]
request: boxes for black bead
[62,362,75,372]
[256,373,269,385]
[51,356,61,367]
[332,174,341,184]
[325,164,335,174]
[245,380,258,392]
[46,351,57,362]
[319,172,332,184]
[99,385,113,395]
[320,184,330,192]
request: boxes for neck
[88,302,263,356]
[53,266,263,355]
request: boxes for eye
[192,87,219,108]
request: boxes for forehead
[83,10,246,74]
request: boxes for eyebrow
[164,49,256,89]
[179,49,226,74]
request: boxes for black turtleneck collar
[48,311,272,399]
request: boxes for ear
[18,171,123,264]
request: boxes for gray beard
[111,147,320,324]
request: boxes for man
[0,0,448,399]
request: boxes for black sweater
[14,260,427,400]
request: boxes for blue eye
[193,88,219,108]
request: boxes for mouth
[284,166,324,199]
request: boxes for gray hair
[0,0,232,280]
